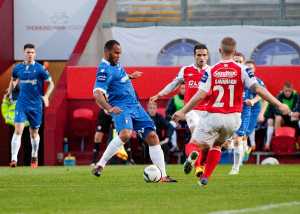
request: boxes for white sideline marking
[209,201,300,214]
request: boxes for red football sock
[202,148,221,179]
[200,148,209,166]
[185,143,202,167]
[185,143,195,157]
[194,147,202,168]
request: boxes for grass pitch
[0,164,300,214]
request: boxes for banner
[112,26,300,66]
[14,0,97,60]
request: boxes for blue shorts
[245,106,261,136]
[111,104,155,139]
[236,105,251,136]
[15,101,42,129]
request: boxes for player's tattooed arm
[128,71,143,79]
[94,90,122,114]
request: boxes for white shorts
[185,110,206,131]
[191,112,241,147]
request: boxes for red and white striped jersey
[199,59,257,113]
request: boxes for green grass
[0,165,300,214]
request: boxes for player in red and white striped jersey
[150,44,210,177]
[173,37,290,187]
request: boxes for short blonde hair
[221,37,236,55]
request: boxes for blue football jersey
[243,78,265,100]
[93,59,138,107]
[12,61,51,106]
[249,78,265,108]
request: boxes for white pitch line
[208,201,300,214]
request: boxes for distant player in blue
[230,55,265,175]
[8,43,54,168]
[92,40,176,182]
[244,60,266,150]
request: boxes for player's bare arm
[7,78,19,96]
[172,89,207,122]
[128,71,143,79]
[251,83,290,115]
[42,79,54,107]
[94,90,122,114]
[258,99,268,122]
[150,78,183,103]
[245,95,261,106]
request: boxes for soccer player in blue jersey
[8,43,54,168]
[91,40,176,182]
[229,55,264,175]
[244,60,267,151]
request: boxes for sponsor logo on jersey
[20,79,37,85]
[188,80,200,88]
[245,67,254,78]
[213,70,237,78]
[200,72,208,83]
[137,128,145,138]
[97,67,108,82]
[97,74,107,82]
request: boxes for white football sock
[169,120,177,148]
[97,136,124,168]
[11,133,22,162]
[170,131,177,148]
[31,135,40,158]
[232,142,244,170]
[149,144,167,177]
[249,131,255,147]
[265,126,274,147]
[240,141,246,164]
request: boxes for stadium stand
[115,0,300,25]
[117,0,181,23]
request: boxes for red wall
[40,65,300,165]
[45,65,300,165]
[66,66,300,100]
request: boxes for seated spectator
[264,81,299,150]
[165,83,189,151]
[291,93,300,134]
[165,83,185,121]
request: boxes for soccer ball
[143,165,162,182]
[261,157,279,165]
